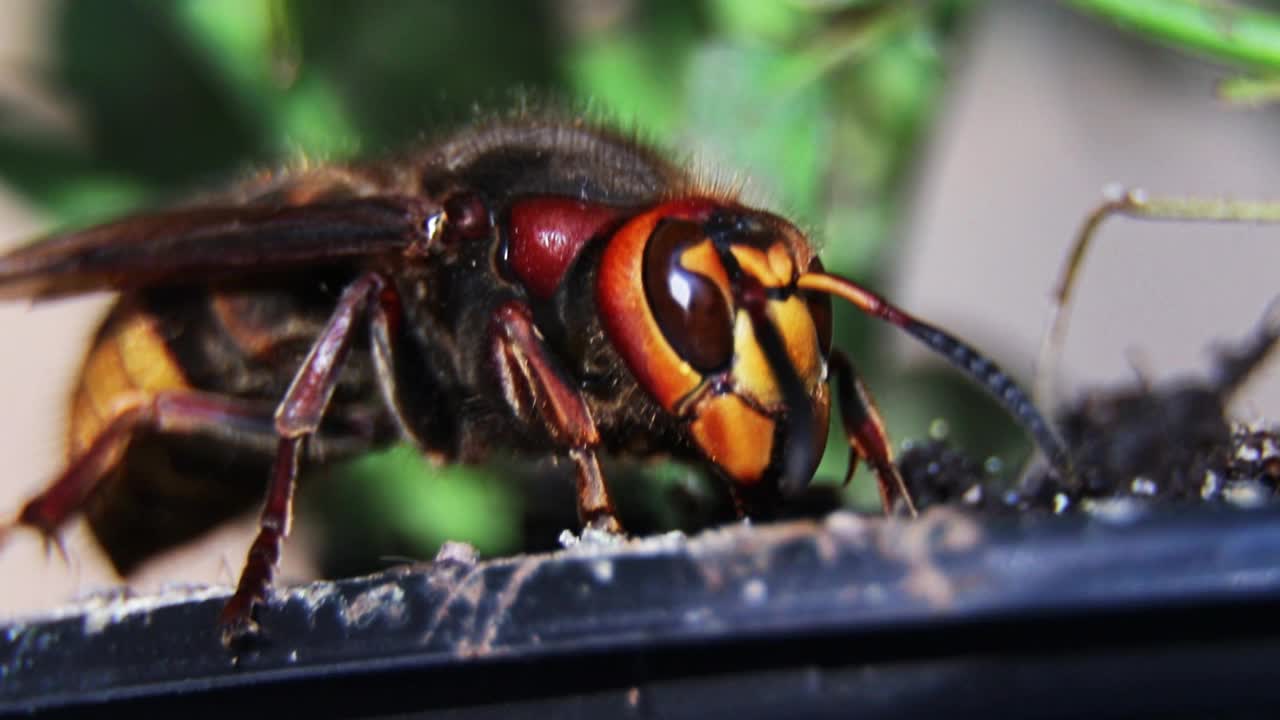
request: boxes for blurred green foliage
[1068,0,1280,75]
[1069,0,1280,106]
[0,0,1006,571]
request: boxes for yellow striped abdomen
[68,300,190,461]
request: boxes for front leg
[830,349,918,517]
[489,301,621,534]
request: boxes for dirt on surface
[900,307,1280,517]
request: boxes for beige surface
[3,2,1280,619]
[896,2,1280,418]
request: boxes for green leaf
[567,36,685,141]
[705,0,813,45]
[683,42,830,223]
[1218,75,1280,106]
[329,445,521,558]
[1068,0,1280,73]
[174,0,360,156]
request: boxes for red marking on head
[507,197,623,300]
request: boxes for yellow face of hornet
[597,198,833,492]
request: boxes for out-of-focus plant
[1067,0,1280,104]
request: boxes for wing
[0,195,440,300]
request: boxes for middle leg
[220,271,388,646]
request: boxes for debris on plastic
[902,308,1280,517]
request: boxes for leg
[220,271,386,647]
[2,391,276,555]
[217,436,303,646]
[490,301,620,533]
[830,349,918,517]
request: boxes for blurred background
[3,0,1280,617]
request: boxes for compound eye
[805,257,833,356]
[643,220,734,373]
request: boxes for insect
[0,114,1069,646]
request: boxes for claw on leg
[41,530,72,567]
[830,349,917,517]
